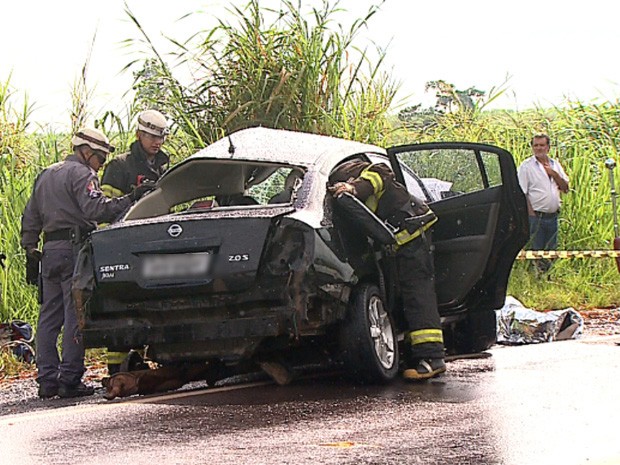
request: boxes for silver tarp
[496,296,584,345]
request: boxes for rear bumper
[83,305,288,363]
[83,312,283,348]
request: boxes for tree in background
[397,79,509,132]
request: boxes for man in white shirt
[517,133,570,272]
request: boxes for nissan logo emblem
[167,224,183,237]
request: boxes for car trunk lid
[92,207,293,299]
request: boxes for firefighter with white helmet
[100,110,170,373]
[101,109,170,198]
[20,127,154,399]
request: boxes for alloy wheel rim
[368,295,395,369]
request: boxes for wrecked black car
[76,127,528,383]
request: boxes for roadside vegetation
[1,0,619,350]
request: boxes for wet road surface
[1,335,620,465]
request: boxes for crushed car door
[386,142,528,315]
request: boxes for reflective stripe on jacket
[359,165,386,212]
[329,160,435,246]
[394,216,437,246]
[101,140,169,196]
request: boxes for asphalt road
[1,335,620,465]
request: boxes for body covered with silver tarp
[496,296,584,344]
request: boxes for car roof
[169,126,386,173]
[129,128,386,225]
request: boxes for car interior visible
[124,162,305,220]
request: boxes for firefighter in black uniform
[20,128,153,398]
[101,109,170,197]
[329,160,446,380]
[100,109,169,373]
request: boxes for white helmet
[71,127,115,154]
[137,110,169,136]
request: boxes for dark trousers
[528,214,558,250]
[528,213,558,272]
[36,243,85,388]
[396,234,444,360]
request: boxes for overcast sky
[1,0,619,130]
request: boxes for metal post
[604,158,620,272]
[605,158,619,237]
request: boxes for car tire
[453,309,497,354]
[339,283,399,383]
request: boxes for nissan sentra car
[75,127,528,383]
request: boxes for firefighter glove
[130,181,156,202]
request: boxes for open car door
[387,142,528,317]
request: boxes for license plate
[142,252,211,279]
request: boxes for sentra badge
[99,263,130,280]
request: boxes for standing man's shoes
[58,382,95,398]
[403,358,446,380]
[38,384,59,399]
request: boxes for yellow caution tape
[517,250,620,260]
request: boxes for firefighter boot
[403,358,446,381]
[107,350,126,375]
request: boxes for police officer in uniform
[100,109,169,373]
[20,128,153,398]
[329,160,446,380]
[101,109,170,197]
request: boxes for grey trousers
[36,243,85,387]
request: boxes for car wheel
[339,283,399,383]
[453,309,497,354]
